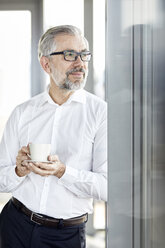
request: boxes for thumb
[27,143,32,153]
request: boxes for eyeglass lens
[64,51,91,61]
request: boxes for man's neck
[49,81,74,105]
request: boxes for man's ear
[40,56,51,74]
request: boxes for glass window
[43,0,84,31]
[0,10,31,139]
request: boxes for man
[0,25,107,248]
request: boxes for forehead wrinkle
[58,49,88,52]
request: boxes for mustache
[66,68,86,76]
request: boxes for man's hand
[16,146,31,177]
[28,155,66,178]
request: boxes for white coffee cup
[29,143,51,161]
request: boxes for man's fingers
[17,155,29,161]
[15,145,32,177]
[17,145,31,164]
[21,160,30,166]
[48,155,59,162]
[30,163,51,176]
[22,146,30,154]
[34,162,57,171]
[19,154,66,178]
[18,146,30,156]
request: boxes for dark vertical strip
[150,21,154,248]
[105,0,108,246]
[140,24,143,248]
[132,8,135,248]
[84,0,94,94]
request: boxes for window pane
[0,11,31,139]
[43,0,84,32]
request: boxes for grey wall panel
[106,0,165,247]
[106,0,134,247]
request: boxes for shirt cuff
[12,165,26,183]
[58,166,79,186]
[0,165,26,193]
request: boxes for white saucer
[25,160,54,164]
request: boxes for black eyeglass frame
[49,50,92,62]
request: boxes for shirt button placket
[39,177,50,213]
[51,106,62,151]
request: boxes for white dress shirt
[0,89,107,219]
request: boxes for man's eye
[82,53,89,58]
[82,53,88,57]
[66,52,75,57]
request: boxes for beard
[50,66,88,91]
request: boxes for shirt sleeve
[0,107,26,192]
[58,103,107,201]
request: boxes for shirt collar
[39,85,86,106]
[65,89,86,105]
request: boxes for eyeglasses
[49,50,92,62]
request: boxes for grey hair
[38,25,89,60]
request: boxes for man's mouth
[66,68,86,78]
[70,72,84,77]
